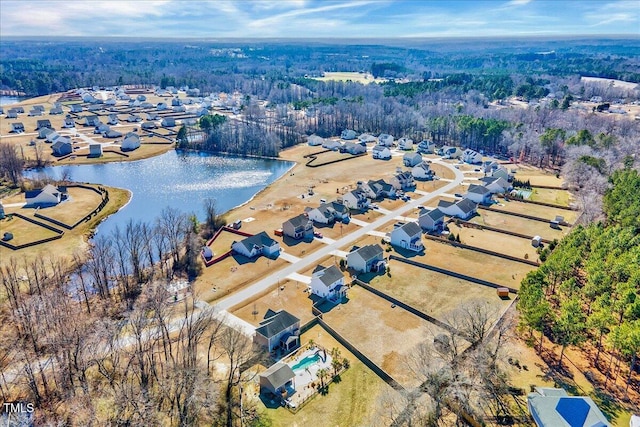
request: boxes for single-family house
[140,102,153,109]
[141,121,157,130]
[89,143,103,157]
[479,176,511,194]
[417,140,436,154]
[412,161,434,180]
[186,88,200,97]
[28,108,43,116]
[437,199,478,219]
[482,160,499,173]
[25,184,67,207]
[105,98,116,106]
[83,115,101,127]
[397,137,414,150]
[173,105,187,113]
[310,264,346,300]
[136,94,147,102]
[62,118,76,128]
[359,133,376,143]
[121,132,141,151]
[340,189,369,210]
[418,208,445,232]
[306,201,349,224]
[527,387,609,427]
[372,145,391,160]
[146,112,160,120]
[81,93,95,103]
[49,106,64,115]
[13,107,24,114]
[6,109,18,119]
[94,124,110,134]
[341,129,357,140]
[69,104,83,113]
[360,179,396,199]
[464,184,493,205]
[491,167,511,182]
[126,114,142,123]
[259,363,296,396]
[347,244,386,273]
[390,171,415,191]
[462,149,483,164]
[390,222,424,252]
[10,122,25,133]
[157,102,168,110]
[254,309,300,353]
[342,141,366,155]
[307,135,324,146]
[282,214,314,240]
[403,152,423,167]
[322,139,342,151]
[104,129,123,138]
[129,99,141,108]
[171,97,183,106]
[440,146,463,159]
[38,127,55,139]
[231,231,281,258]
[32,105,45,112]
[378,133,394,146]
[45,131,61,143]
[52,137,73,156]
[161,117,176,127]
[107,114,119,125]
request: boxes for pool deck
[285,347,333,407]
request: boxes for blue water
[24,150,294,236]
[514,189,532,199]
[0,96,27,106]
[290,353,322,372]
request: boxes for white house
[464,184,493,205]
[70,104,83,113]
[378,133,394,146]
[479,176,511,194]
[462,149,483,164]
[390,222,424,252]
[340,189,369,210]
[341,129,357,140]
[10,123,25,133]
[282,214,314,240]
[89,143,103,157]
[418,208,445,232]
[306,201,349,225]
[157,102,168,110]
[347,244,386,273]
[45,131,61,143]
[397,138,414,150]
[417,140,436,154]
[412,161,434,180]
[322,140,342,151]
[358,133,376,143]
[25,184,66,207]
[38,127,54,139]
[162,117,176,127]
[121,132,141,151]
[342,142,366,155]
[6,109,18,119]
[389,171,415,190]
[104,129,123,138]
[107,114,119,125]
[52,137,72,156]
[372,145,391,160]
[403,152,422,167]
[310,264,346,300]
[126,114,142,123]
[94,124,110,134]
[49,106,64,115]
[62,118,76,128]
[482,160,499,173]
[83,115,101,127]
[360,179,396,199]
[440,146,463,159]
[141,121,157,130]
[437,199,478,219]
[231,231,280,258]
[307,135,324,146]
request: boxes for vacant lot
[471,209,568,241]
[323,285,457,388]
[196,254,288,304]
[253,323,392,427]
[232,279,315,327]
[312,71,387,85]
[511,165,564,187]
[366,260,512,319]
[0,216,60,246]
[491,200,580,224]
[450,222,537,261]
[34,186,103,226]
[528,188,571,206]
[430,163,456,180]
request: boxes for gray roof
[351,244,383,261]
[256,310,300,339]
[260,362,295,390]
[372,145,388,152]
[330,201,348,214]
[423,208,445,221]
[527,388,609,427]
[237,231,277,252]
[397,221,422,236]
[404,152,422,160]
[479,176,500,185]
[36,119,52,129]
[456,198,477,214]
[467,184,491,195]
[314,264,344,287]
[438,200,455,209]
[284,214,310,229]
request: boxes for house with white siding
[378,133,394,147]
[25,184,67,207]
[231,231,280,258]
[310,265,346,300]
[417,140,436,154]
[479,176,511,194]
[412,161,434,180]
[341,129,357,140]
[464,184,493,205]
[347,244,386,273]
[418,208,445,232]
[390,222,424,252]
[437,199,478,219]
[389,171,415,191]
[462,149,483,164]
[372,145,391,159]
[340,189,369,210]
[397,138,414,150]
[121,132,141,151]
[403,152,423,167]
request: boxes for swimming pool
[290,353,321,372]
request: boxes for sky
[0,0,638,38]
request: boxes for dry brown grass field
[34,186,103,225]
[471,209,569,240]
[490,200,580,224]
[0,216,60,246]
[449,222,539,261]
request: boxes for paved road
[213,160,464,312]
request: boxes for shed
[531,236,542,248]
[497,288,509,298]
[550,220,560,229]
[202,246,213,260]
[259,362,296,395]
[3,232,13,242]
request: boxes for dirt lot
[364,260,513,319]
[0,216,60,246]
[471,209,569,241]
[430,163,456,180]
[323,285,458,388]
[232,279,316,327]
[195,254,288,304]
[312,71,388,85]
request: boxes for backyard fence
[452,219,553,244]
[0,213,65,251]
[422,234,539,266]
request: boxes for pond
[25,150,294,235]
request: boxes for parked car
[454,193,462,197]
[314,231,323,238]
